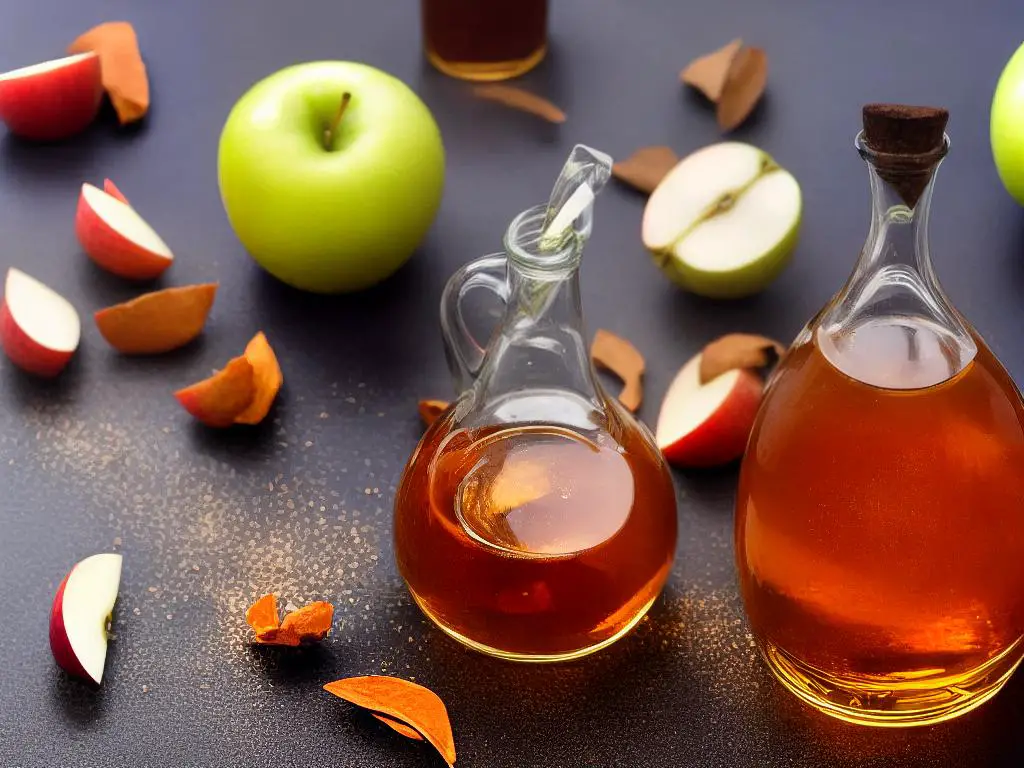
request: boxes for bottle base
[760,637,1024,727]
[410,590,656,662]
[425,46,547,82]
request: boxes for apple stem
[323,92,352,151]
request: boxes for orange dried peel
[245,594,280,635]
[245,595,334,646]
[234,332,283,425]
[324,676,456,767]
[68,21,149,124]
[277,601,333,644]
[94,283,217,355]
[174,356,255,428]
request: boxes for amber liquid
[395,402,677,661]
[737,327,1024,725]
[421,0,548,81]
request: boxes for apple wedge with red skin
[0,268,81,377]
[49,553,123,686]
[76,183,174,280]
[655,352,764,468]
[0,52,102,141]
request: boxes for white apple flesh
[0,52,103,141]
[655,352,764,468]
[643,142,802,299]
[0,268,81,377]
[76,183,174,280]
[49,553,122,685]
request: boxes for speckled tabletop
[2,1,1024,766]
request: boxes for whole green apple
[218,61,445,293]
[992,42,1024,205]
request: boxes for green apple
[642,142,801,299]
[992,42,1024,205]
[218,61,445,293]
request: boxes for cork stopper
[860,104,949,207]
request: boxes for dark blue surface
[1,1,1023,765]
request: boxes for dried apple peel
[68,21,149,124]
[233,332,283,425]
[700,333,784,384]
[680,38,768,132]
[174,356,255,427]
[591,329,645,411]
[245,595,334,646]
[472,84,565,124]
[324,676,456,767]
[612,146,681,195]
[94,283,217,355]
[245,593,280,635]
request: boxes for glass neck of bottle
[858,154,940,285]
[817,133,976,388]
[471,208,603,425]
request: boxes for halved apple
[655,351,763,468]
[75,183,173,280]
[0,52,102,141]
[643,142,801,299]
[49,553,123,685]
[0,268,81,377]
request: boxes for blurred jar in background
[421,0,548,81]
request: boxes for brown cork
[860,104,949,208]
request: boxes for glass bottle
[394,146,678,661]
[420,0,548,82]
[736,104,1024,726]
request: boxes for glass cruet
[736,104,1024,727]
[393,145,679,662]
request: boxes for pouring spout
[540,144,613,252]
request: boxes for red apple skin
[0,54,103,142]
[49,570,93,683]
[0,299,74,377]
[103,178,130,205]
[75,189,172,280]
[660,370,764,468]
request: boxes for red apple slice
[0,52,102,141]
[0,268,81,377]
[49,553,123,685]
[655,352,764,468]
[76,183,173,280]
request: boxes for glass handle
[439,254,510,395]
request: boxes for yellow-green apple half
[642,142,801,299]
[0,268,81,377]
[0,52,102,141]
[76,183,174,280]
[655,351,763,467]
[992,42,1024,205]
[49,553,123,685]
[217,61,445,293]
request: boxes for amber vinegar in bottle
[394,146,678,661]
[736,105,1024,726]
